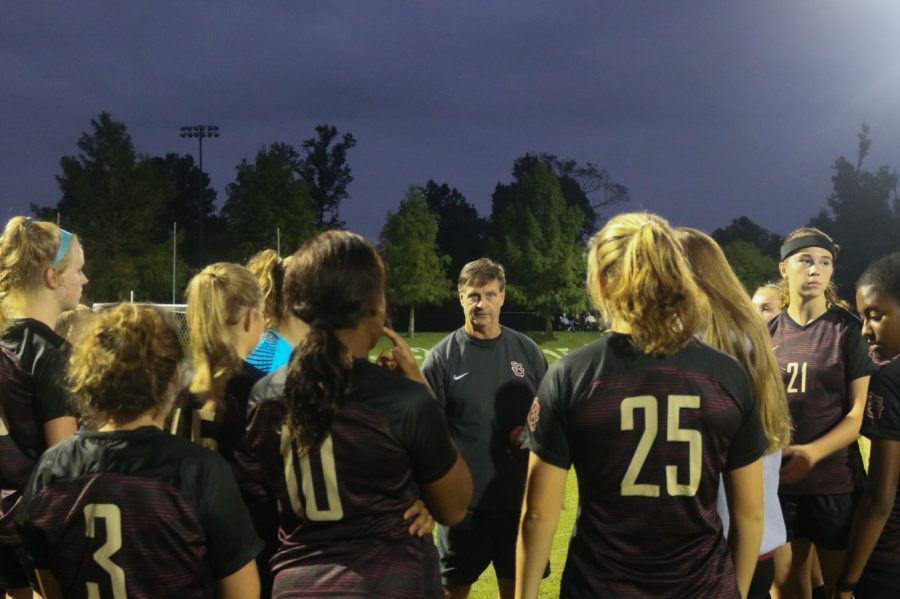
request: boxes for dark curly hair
[283,230,384,454]
[858,252,900,302]
[68,304,183,424]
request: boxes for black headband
[780,234,838,261]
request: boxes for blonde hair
[779,227,849,310]
[55,303,97,346]
[186,263,261,404]
[246,249,288,329]
[0,216,79,326]
[677,228,792,452]
[587,212,702,354]
[68,304,182,424]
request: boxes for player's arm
[516,453,567,599]
[836,437,900,596]
[216,559,260,599]
[782,376,869,484]
[36,568,64,599]
[420,454,472,526]
[724,457,764,599]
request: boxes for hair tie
[23,217,33,229]
[52,229,73,267]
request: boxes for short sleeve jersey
[15,426,262,598]
[245,360,458,598]
[769,307,873,495]
[246,330,293,374]
[170,362,266,492]
[526,333,767,598]
[0,318,74,543]
[422,326,547,512]
[860,357,900,567]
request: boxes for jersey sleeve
[14,455,53,567]
[396,386,459,485]
[196,453,264,579]
[524,361,572,470]
[32,347,73,423]
[244,398,289,503]
[861,367,900,442]
[842,316,875,381]
[723,369,768,471]
[421,347,447,408]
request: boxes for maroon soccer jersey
[526,333,767,598]
[15,426,262,598]
[860,356,900,567]
[245,359,459,598]
[0,319,73,544]
[769,307,872,495]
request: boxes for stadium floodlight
[177,124,221,276]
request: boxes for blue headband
[52,229,73,267]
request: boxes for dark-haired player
[0,216,84,598]
[517,212,766,598]
[769,228,873,598]
[422,258,547,599]
[15,304,262,599]
[835,252,900,598]
[245,230,471,598]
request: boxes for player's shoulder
[872,358,900,395]
[248,365,288,408]
[353,359,432,400]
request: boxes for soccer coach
[423,258,547,599]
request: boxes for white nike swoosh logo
[453,372,470,381]
[772,345,779,351]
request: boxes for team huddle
[0,212,898,599]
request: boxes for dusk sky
[3,2,900,243]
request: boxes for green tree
[491,164,586,336]
[419,180,488,279]
[33,112,182,301]
[220,143,318,261]
[380,187,451,338]
[809,124,900,291]
[147,153,218,269]
[295,124,357,229]
[712,216,782,259]
[509,153,629,239]
[721,240,780,292]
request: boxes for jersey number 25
[620,395,702,498]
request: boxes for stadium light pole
[179,124,220,266]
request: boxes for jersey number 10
[620,395,702,498]
[281,426,345,521]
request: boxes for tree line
[33,113,900,335]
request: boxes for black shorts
[779,492,860,550]
[0,544,30,590]
[437,511,549,586]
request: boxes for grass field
[372,330,598,598]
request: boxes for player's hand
[381,327,427,385]
[508,425,527,449]
[376,349,398,372]
[833,592,853,599]
[780,445,816,485]
[403,499,435,537]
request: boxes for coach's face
[459,279,505,337]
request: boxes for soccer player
[169,262,276,594]
[770,228,872,598]
[0,216,83,599]
[421,258,547,599]
[835,252,900,598]
[245,249,308,373]
[752,282,783,322]
[678,228,792,599]
[15,304,262,599]
[245,230,471,598]
[517,212,767,598]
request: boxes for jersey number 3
[84,503,127,599]
[620,395,702,497]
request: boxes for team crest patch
[527,398,540,432]
[511,361,525,378]
[866,393,885,421]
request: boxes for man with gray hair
[423,258,547,599]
